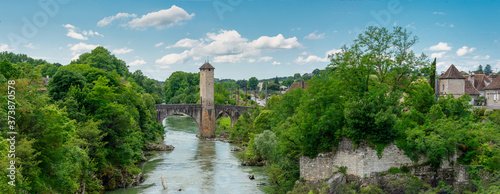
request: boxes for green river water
[107,115,267,194]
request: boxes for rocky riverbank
[143,142,175,151]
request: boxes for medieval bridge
[156,62,251,138]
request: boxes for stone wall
[300,137,418,181]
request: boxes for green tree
[430,58,437,93]
[484,64,492,75]
[476,65,484,74]
[0,60,22,80]
[312,68,320,75]
[236,79,248,89]
[293,73,301,79]
[72,46,129,76]
[267,83,280,91]
[282,78,294,87]
[248,77,259,90]
[274,76,279,84]
[404,78,435,114]
[48,68,86,101]
[163,71,199,104]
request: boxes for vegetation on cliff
[229,26,500,193]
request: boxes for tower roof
[199,62,215,70]
[440,64,465,79]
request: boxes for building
[484,75,500,108]
[468,74,491,96]
[288,81,310,91]
[437,64,480,104]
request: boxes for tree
[248,77,259,90]
[48,68,86,101]
[72,46,129,76]
[163,71,199,104]
[274,76,279,84]
[268,83,280,91]
[282,78,294,87]
[312,68,320,75]
[293,73,301,79]
[236,79,248,89]
[476,65,484,74]
[484,64,492,75]
[0,60,22,80]
[430,58,437,93]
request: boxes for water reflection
[106,115,266,194]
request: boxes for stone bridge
[156,62,253,138]
[156,104,251,135]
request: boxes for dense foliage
[0,48,165,193]
[228,26,500,193]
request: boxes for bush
[254,130,277,160]
[490,110,500,125]
[485,109,494,117]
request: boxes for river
[107,115,267,194]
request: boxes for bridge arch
[156,104,251,136]
[156,104,203,132]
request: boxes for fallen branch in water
[161,174,167,190]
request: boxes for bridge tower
[199,62,216,138]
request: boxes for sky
[0,0,499,81]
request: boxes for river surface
[107,115,267,194]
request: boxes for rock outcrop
[143,142,174,151]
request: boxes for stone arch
[215,104,251,128]
[156,104,203,131]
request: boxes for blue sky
[1,0,499,81]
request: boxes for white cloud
[431,52,446,59]
[456,46,476,56]
[155,42,164,47]
[250,34,302,49]
[326,49,342,56]
[157,30,301,65]
[68,42,99,60]
[433,11,445,15]
[112,47,133,54]
[0,44,14,52]
[64,24,102,40]
[65,28,87,40]
[128,5,194,29]
[295,55,328,64]
[295,48,341,64]
[429,42,452,51]
[449,24,454,28]
[82,30,103,37]
[258,56,273,62]
[166,38,200,49]
[304,31,325,40]
[406,22,416,29]
[97,13,137,27]
[436,62,446,68]
[24,43,36,49]
[272,61,281,65]
[129,59,146,66]
[156,50,191,65]
[473,55,490,60]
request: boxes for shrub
[485,109,494,117]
